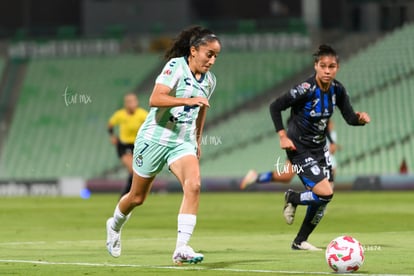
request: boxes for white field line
[0,237,175,246]
[0,259,413,276]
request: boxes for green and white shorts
[132,138,197,178]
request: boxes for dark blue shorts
[286,145,333,189]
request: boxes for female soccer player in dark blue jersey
[269,44,370,250]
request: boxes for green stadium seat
[208,50,310,122]
[0,54,162,179]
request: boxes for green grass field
[0,191,413,275]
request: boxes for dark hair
[313,44,339,63]
[164,25,220,60]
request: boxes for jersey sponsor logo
[169,61,177,67]
[304,157,314,164]
[310,110,322,117]
[301,82,311,90]
[184,77,191,86]
[169,105,197,124]
[163,69,172,75]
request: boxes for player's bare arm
[149,83,209,108]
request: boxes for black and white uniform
[270,75,362,187]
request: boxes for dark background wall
[0,0,80,37]
[0,0,413,38]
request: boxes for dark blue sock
[256,171,273,183]
[292,192,333,244]
[294,204,327,243]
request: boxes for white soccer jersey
[138,57,216,147]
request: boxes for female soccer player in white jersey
[106,26,221,264]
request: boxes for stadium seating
[2,23,414,180]
[333,76,414,175]
[201,133,287,178]
[332,21,414,175]
[0,54,161,179]
[337,22,414,100]
[201,104,290,161]
[0,49,310,179]
[208,50,310,122]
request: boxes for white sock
[176,214,196,249]
[111,204,131,232]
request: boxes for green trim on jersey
[137,57,216,147]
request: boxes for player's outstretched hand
[188,97,210,108]
[356,112,370,124]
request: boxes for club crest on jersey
[311,165,321,175]
[136,154,143,167]
[205,83,211,93]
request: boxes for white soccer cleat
[283,189,297,225]
[106,218,121,258]
[172,245,204,264]
[240,170,258,190]
[292,241,322,251]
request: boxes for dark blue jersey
[269,75,362,150]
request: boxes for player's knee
[316,193,334,204]
[183,178,201,195]
[129,194,147,206]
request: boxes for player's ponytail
[164,25,220,60]
[313,44,339,63]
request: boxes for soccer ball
[325,236,364,273]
